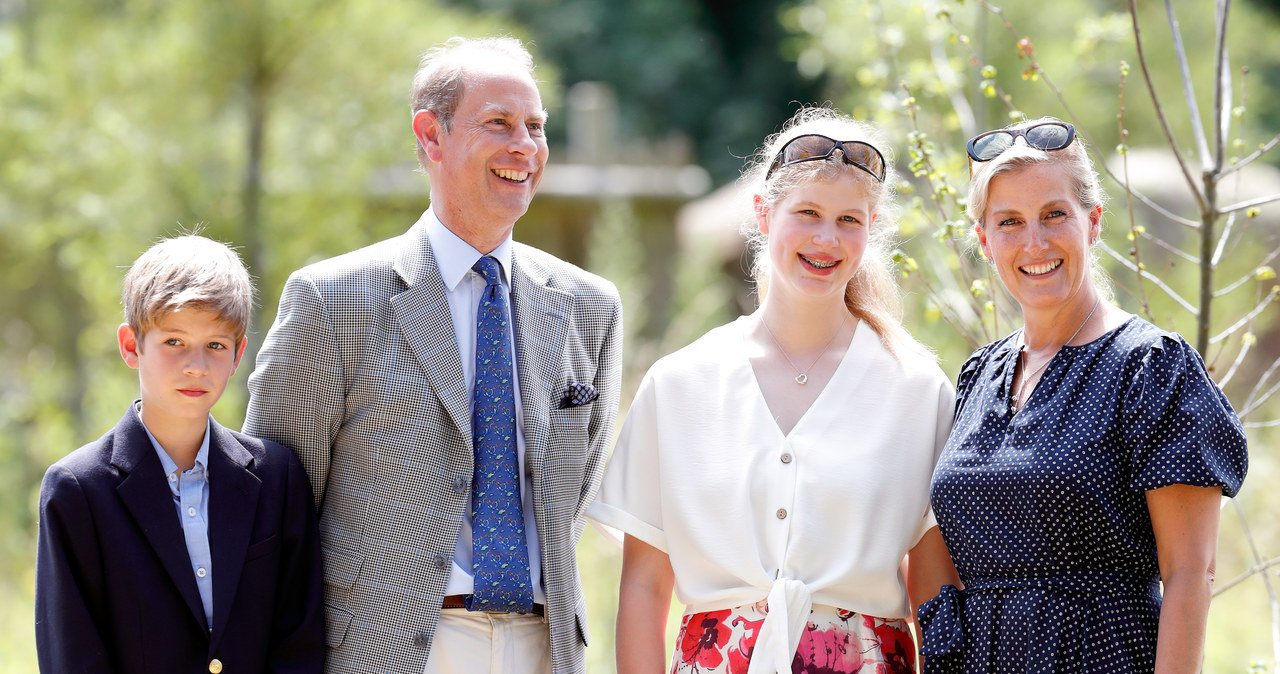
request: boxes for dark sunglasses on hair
[966,120,1076,163]
[766,134,887,183]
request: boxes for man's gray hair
[410,36,536,169]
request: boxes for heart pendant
[794,373,808,385]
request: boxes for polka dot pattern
[921,316,1248,672]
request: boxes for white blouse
[587,317,954,671]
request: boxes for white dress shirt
[425,208,546,605]
[135,403,215,630]
[587,316,954,669]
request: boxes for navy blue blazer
[35,404,324,673]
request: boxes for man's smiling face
[425,64,548,251]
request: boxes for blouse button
[776,508,788,520]
[780,453,793,464]
[187,507,197,517]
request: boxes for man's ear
[231,336,248,373]
[413,109,445,163]
[118,323,141,369]
[753,194,771,236]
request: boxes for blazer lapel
[111,407,208,632]
[391,220,473,447]
[207,420,260,649]
[510,251,573,488]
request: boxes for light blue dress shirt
[134,403,214,631]
[424,208,546,605]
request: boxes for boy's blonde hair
[122,234,254,341]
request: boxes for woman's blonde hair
[741,107,926,358]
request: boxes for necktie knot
[473,256,502,287]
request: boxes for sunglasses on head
[966,120,1075,163]
[766,134,887,183]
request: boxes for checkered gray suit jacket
[244,214,623,674]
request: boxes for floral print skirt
[671,599,915,674]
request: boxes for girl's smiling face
[758,172,876,308]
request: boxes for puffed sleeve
[951,341,994,421]
[1123,334,1247,496]
[584,367,668,552]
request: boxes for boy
[35,235,324,673]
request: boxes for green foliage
[433,0,829,183]
[0,2,510,669]
[780,1,1280,670]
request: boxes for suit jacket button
[433,554,448,570]
[413,631,431,649]
[452,477,468,494]
[208,659,223,673]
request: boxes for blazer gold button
[208,659,223,673]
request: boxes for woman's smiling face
[977,160,1101,312]
[759,172,875,307]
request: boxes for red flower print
[868,618,915,674]
[726,613,766,673]
[680,609,733,669]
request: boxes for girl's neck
[757,294,850,351]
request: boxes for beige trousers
[423,609,551,674]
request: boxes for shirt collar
[133,401,211,478]
[424,207,514,292]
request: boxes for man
[244,36,623,674]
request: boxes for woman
[919,117,1248,673]
[587,107,960,674]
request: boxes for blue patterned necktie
[467,255,534,613]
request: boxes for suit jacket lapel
[391,220,473,447]
[111,407,208,632]
[510,250,572,492]
[207,420,260,649]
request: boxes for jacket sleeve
[575,292,623,533]
[245,271,345,510]
[267,450,326,673]
[35,463,114,673]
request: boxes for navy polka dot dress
[920,316,1248,673]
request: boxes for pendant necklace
[1010,296,1100,414]
[761,314,848,385]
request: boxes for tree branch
[1215,330,1252,388]
[1219,192,1280,214]
[1141,229,1200,264]
[1209,0,1232,173]
[1214,244,1280,297]
[1215,555,1280,596]
[1210,286,1279,344]
[1127,0,1208,213]
[1164,0,1212,169]
[1100,243,1199,315]
[1220,132,1280,178]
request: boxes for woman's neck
[1019,290,1103,353]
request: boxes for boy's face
[117,307,247,432]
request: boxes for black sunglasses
[766,134,887,183]
[966,121,1076,163]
